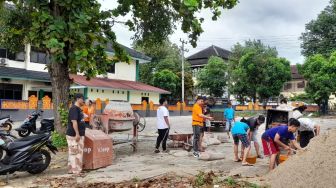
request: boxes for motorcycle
[0,132,57,180]
[0,115,13,132]
[0,131,17,160]
[15,110,54,137]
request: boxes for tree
[136,40,193,101]
[0,0,238,133]
[113,0,238,47]
[228,40,291,103]
[301,0,336,57]
[298,53,336,113]
[196,56,227,97]
[152,69,179,95]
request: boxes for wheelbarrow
[168,133,193,151]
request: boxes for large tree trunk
[49,61,70,134]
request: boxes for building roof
[70,75,170,94]
[291,65,304,80]
[103,43,152,62]
[187,45,231,66]
[0,67,50,82]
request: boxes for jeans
[193,126,201,152]
[155,128,169,150]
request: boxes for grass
[51,131,67,148]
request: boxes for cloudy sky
[99,0,330,64]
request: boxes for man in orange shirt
[192,96,213,158]
[82,99,95,129]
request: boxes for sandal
[234,158,242,162]
[242,162,254,166]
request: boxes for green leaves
[301,1,336,57]
[300,52,336,107]
[113,0,238,47]
[228,40,291,102]
[46,38,65,53]
[197,56,228,97]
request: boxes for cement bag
[198,152,211,160]
[170,150,189,157]
[198,151,225,161]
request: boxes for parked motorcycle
[15,110,54,137]
[0,131,17,159]
[0,115,13,132]
[0,132,57,178]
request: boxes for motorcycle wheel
[18,129,31,137]
[0,149,3,160]
[1,122,12,132]
[27,149,51,174]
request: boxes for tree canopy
[196,56,228,97]
[301,0,336,57]
[0,0,238,133]
[298,53,336,112]
[228,40,291,103]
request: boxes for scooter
[0,132,57,181]
[0,131,17,159]
[0,116,13,132]
[15,110,54,137]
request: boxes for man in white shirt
[155,98,170,153]
[293,110,320,147]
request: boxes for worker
[155,98,170,153]
[192,96,213,158]
[82,99,95,129]
[224,102,235,139]
[261,118,303,170]
[246,115,265,158]
[293,110,320,147]
[231,121,253,166]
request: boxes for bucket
[279,155,288,163]
[246,155,257,164]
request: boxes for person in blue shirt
[231,121,252,166]
[261,118,303,170]
[224,102,235,139]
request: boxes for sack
[69,143,80,155]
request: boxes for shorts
[262,138,279,156]
[250,130,259,144]
[232,134,250,148]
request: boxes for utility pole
[180,39,188,103]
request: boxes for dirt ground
[1,116,335,187]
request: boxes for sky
[99,0,330,64]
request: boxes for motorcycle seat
[0,116,9,120]
[41,119,54,123]
[7,134,48,150]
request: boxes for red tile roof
[70,75,170,94]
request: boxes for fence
[0,96,319,113]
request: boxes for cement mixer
[91,101,145,152]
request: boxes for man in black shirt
[246,115,265,158]
[66,93,86,174]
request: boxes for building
[187,45,231,96]
[0,44,169,104]
[281,65,306,98]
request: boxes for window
[284,83,292,90]
[28,90,37,98]
[297,81,305,89]
[0,83,23,100]
[122,91,124,94]
[0,48,6,58]
[108,63,116,74]
[30,51,50,64]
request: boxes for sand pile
[267,129,336,188]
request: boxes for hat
[293,110,303,119]
[74,93,84,101]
